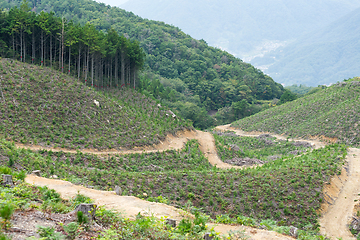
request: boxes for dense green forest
[0,0,286,128]
[0,1,145,90]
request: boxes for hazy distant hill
[119,0,360,59]
[255,7,360,86]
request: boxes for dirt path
[319,148,360,240]
[219,124,360,239]
[19,124,360,239]
[25,175,293,239]
[215,124,326,150]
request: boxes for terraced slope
[0,58,191,150]
[232,77,360,146]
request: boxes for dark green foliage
[232,77,360,146]
[0,202,14,230]
[0,203,14,221]
[62,222,80,240]
[279,89,297,104]
[37,226,65,240]
[285,84,317,95]
[77,211,89,225]
[41,188,61,203]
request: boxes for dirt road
[25,175,293,239]
[319,148,360,240]
[19,124,360,239]
[215,124,326,149]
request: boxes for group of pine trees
[0,1,145,89]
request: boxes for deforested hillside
[0,58,191,150]
[0,0,285,129]
[232,77,360,146]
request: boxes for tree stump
[2,175,14,187]
[204,233,214,240]
[75,203,96,220]
[32,170,41,176]
[166,218,176,228]
[115,185,122,195]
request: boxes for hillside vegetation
[0,58,190,150]
[0,0,285,128]
[232,77,360,146]
[0,168,219,239]
[0,136,346,234]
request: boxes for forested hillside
[232,77,360,146]
[0,0,285,128]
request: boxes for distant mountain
[254,7,360,86]
[119,0,360,59]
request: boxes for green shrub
[0,203,14,230]
[37,226,65,240]
[62,222,80,240]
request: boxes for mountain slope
[0,58,190,150]
[119,0,360,59]
[255,7,360,86]
[231,77,360,146]
[0,0,285,126]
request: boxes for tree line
[0,1,145,89]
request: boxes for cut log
[166,218,176,228]
[115,185,122,195]
[75,203,96,220]
[204,233,214,240]
[32,170,41,176]
[2,175,14,187]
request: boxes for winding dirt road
[25,175,294,240]
[19,125,360,239]
[319,148,360,240]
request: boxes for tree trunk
[41,30,44,66]
[91,54,94,87]
[121,52,125,86]
[50,35,52,68]
[78,47,81,80]
[24,34,26,63]
[133,66,136,89]
[110,58,113,88]
[115,53,118,87]
[20,30,23,62]
[85,47,89,84]
[12,34,15,59]
[32,27,35,64]
[68,46,71,75]
[61,18,65,73]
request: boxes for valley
[0,0,360,239]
